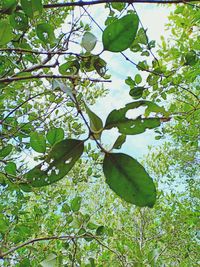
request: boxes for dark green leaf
[0,20,13,45]
[46,127,64,145]
[30,132,46,153]
[112,135,126,149]
[0,144,13,158]
[2,0,17,14]
[105,101,165,135]
[36,23,56,45]
[103,153,156,207]
[71,196,82,212]
[20,0,43,18]
[96,225,105,236]
[129,87,145,100]
[82,32,97,52]
[24,139,84,187]
[59,60,80,75]
[102,13,139,52]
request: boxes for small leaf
[82,32,97,52]
[103,153,156,207]
[112,135,126,149]
[59,60,80,75]
[61,203,71,213]
[96,226,105,236]
[84,103,103,139]
[71,196,82,212]
[0,20,13,45]
[24,139,84,187]
[21,0,43,18]
[105,101,164,135]
[5,162,16,175]
[135,74,142,84]
[0,144,13,158]
[30,132,46,153]
[102,13,139,52]
[36,23,56,45]
[46,127,64,145]
[111,2,125,11]
[129,87,145,100]
[52,80,75,100]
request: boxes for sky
[82,3,173,159]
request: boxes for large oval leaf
[24,139,84,187]
[103,153,156,207]
[102,13,139,52]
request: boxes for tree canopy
[0,1,199,266]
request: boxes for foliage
[0,1,199,266]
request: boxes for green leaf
[103,153,156,207]
[96,225,105,236]
[10,11,29,31]
[36,23,56,45]
[93,57,107,77]
[82,32,97,52]
[105,101,164,135]
[135,74,142,84]
[46,127,64,146]
[2,0,17,14]
[59,60,80,75]
[129,86,145,100]
[20,0,43,18]
[24,139,84,187]
[112,135,126,149]
[40,254,58,267]
[71,196,82,212]
[111,2,125,11]
[61,203,71,213]
[0,144,13,158]
[5,162,16,175]
[0,20,13,45]
[102,13,139,52]
[30,132,46,153]
[84,103,103,139]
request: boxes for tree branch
[0,75,111,84]
[42,0,199,9]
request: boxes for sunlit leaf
[46,127,64,145]
[102,13,139,52]
[21,0,43,18]
[0,20,13,45]
[71,196,82,212]
[30,132,46,153]
[103,152,156,207]
[36,23,56,45]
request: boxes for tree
[0,1,199,266]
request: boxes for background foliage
[0,1,199,266]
